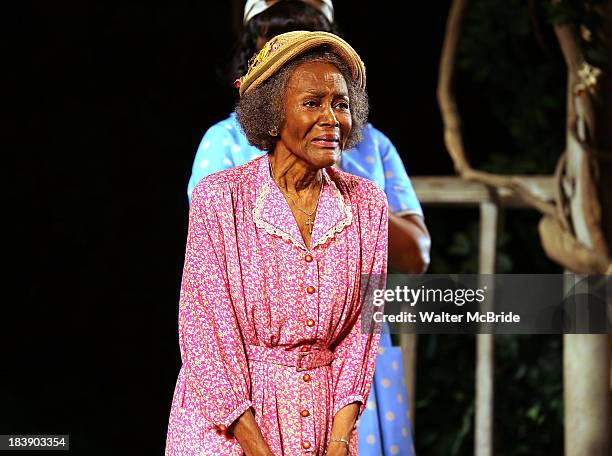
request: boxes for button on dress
[166,154,388,455]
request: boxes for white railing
[401,175,555,455]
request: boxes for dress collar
[252,154,352,251]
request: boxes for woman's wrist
[325,434,351,456]
[330,402,359,443]
[329,436,350,446]
[325,439,349,456]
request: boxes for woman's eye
[304,100,318,107]
[335,101,350,110]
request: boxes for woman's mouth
[312,134,340,148]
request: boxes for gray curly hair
[235,47,369,152]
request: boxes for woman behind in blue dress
[187,1,430,454]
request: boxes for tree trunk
[557,6,612,452]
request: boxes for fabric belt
[246,345,335,372]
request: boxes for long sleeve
[330,187,389,418]
[178,183,252,430]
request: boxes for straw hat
[236,30,366,96]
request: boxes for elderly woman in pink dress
[166,31,387,456]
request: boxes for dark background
[5,0,573,453]
[4,1,455,454]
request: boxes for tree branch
[437,0,558,218]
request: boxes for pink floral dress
[165,154,388,456]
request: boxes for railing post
[563,274,610,456]
[400,333,418,425]
[475,201,498,456]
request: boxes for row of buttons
[219,248,315,443]
[303,251,315,452]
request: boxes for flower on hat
[248,37,283,74]
[269,38,281,54]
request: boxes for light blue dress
[188,113,419,455]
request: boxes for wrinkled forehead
[286,61,348,95]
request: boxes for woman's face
[277,61,352,169]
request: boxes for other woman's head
[232,0,337,82]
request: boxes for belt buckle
[296,350,311,372]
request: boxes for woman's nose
[319,104,339,127]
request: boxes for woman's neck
[268,151,323,196]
